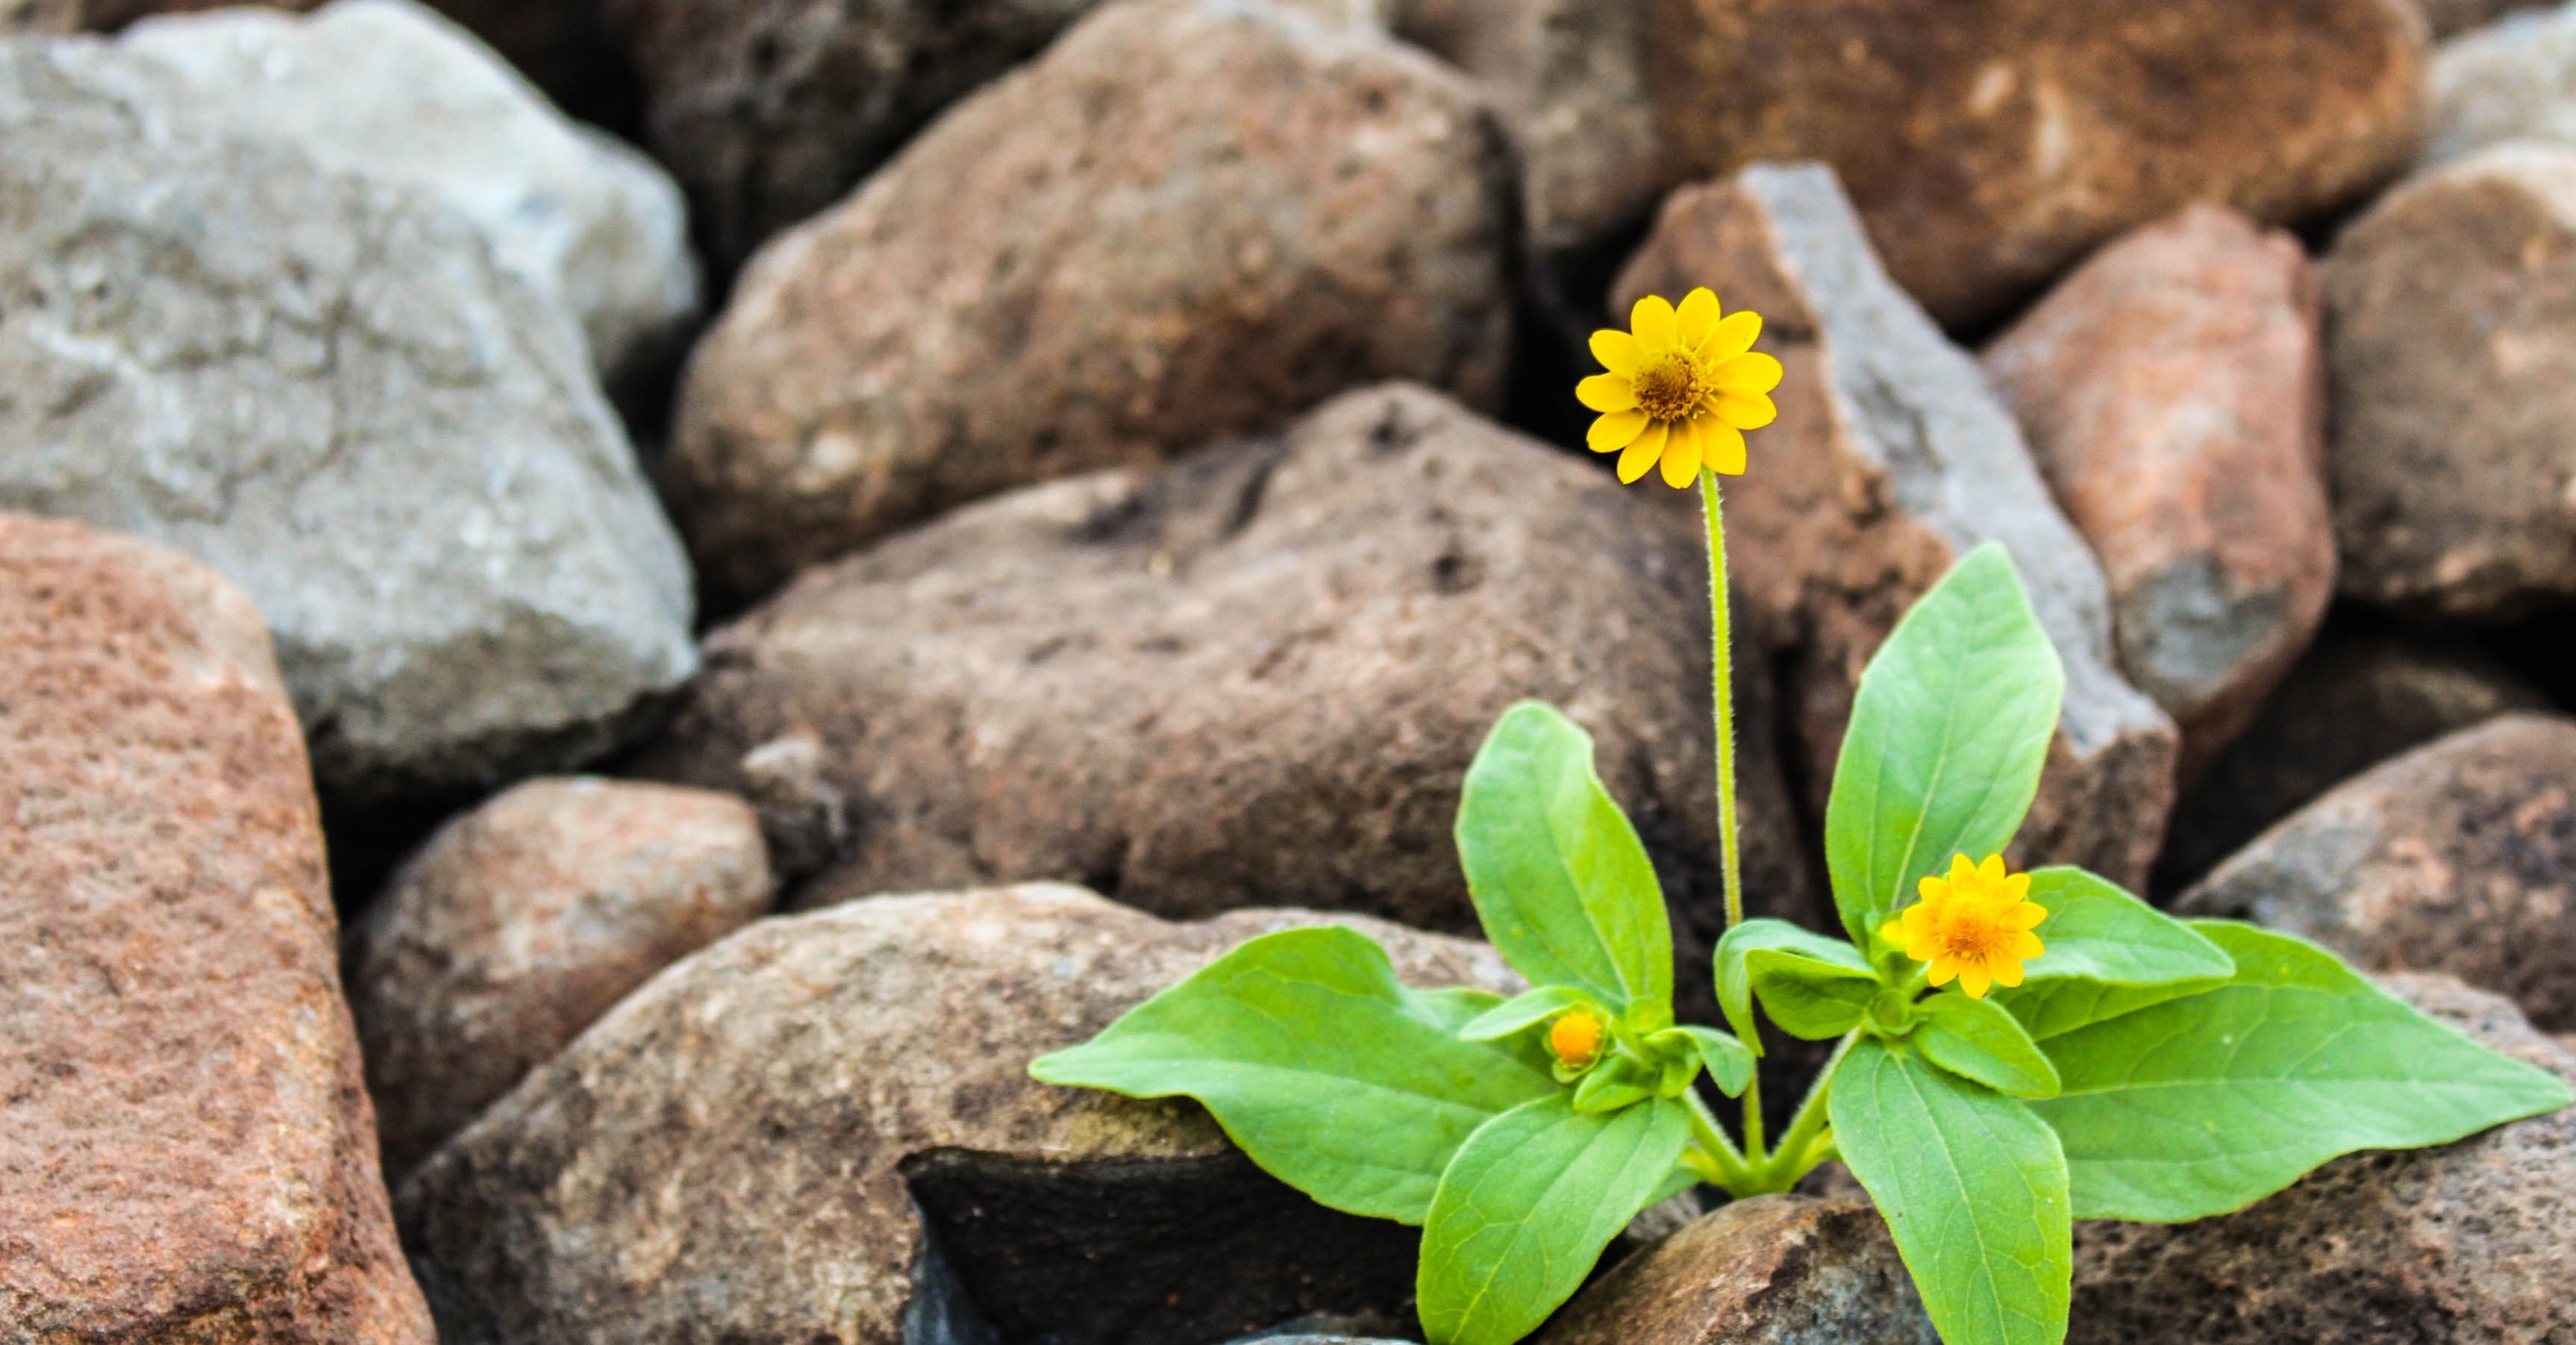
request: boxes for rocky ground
[5,0,2576,1341]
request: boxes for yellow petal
[1959,963,1993,999]
[1700,310,1761,361]
[1919,874,1948,901]
[1590,328,1641,375]
[1979,854,2008,882]
[1715,393,1776,431]
[1880,920,1907,946]
[1904,934,1939,962]
[2004,901,2049,930]
[1631,293,1678,350]
[2010,931,2045,959]
[1578,372,1638,413]
[2004,872,2032,900]
[1587,409,1648,453]
[1992,958,2026,989]
[1926,957,1959,987]
[1901,902,1935,932]
[1715,352,1783,393]
[1951,854,1979,883]
[1675,287,1721,349]
[1701,422,1748,475]
[1617,421,1668,484]
[1659,418,1703,487]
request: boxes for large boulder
[1983,204,2333,773]
[2180,714,2576,1033]
[1,0,319,32]
[2425,0,2576,167]
[637,384,1817,1023]
[660,0,1515,605]
[2322,141,2576,621]
[346,777,775,1178]
[0,39,697,805]
[0,514,430,1342]
[1613,163,2179,890]
[397,884,1520,1344]
[1646,0,2427,328]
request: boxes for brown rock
[398,883,1522,1344]
[1613,163,2179,890]
[1648,0,2427,328]
[638,384,1817,1023]
[1983,204,2334,775]
[3,0,322,31]
[0,514,429,1341]
[1531,1194,1937,1345]
[2178,713,2576,1032]
[662,0,1514,605]
[2324,141,2576,620]
[2069,973,2576,1344]
[346,776,775,1178]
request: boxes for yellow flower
[1579,287,1783,488]
[1887,854,2048,999]
[1548,1011,1606,1069]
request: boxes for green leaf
[1748,949,1882,1040]
[1831,1038,2071,1345]
[1991,868,2236,1040]
[1417,1093,1693,1345]
[1919,993,2062,1099]
[1572,1054,1659,1114]
[2032,923,2574,1223]
[1457,985,1598,1042]
[1654,1025,1755,1097]
[1823,544,2063,946]
[1030,927,1557,1224]
[1714,918,1878,1052]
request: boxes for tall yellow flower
[1889,854,2049,999]
[1580,287,1783,487]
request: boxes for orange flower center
[1548,1011,1605,1068]
[1632,353,1703,422]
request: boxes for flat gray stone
[2425,0,2576,167]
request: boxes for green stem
[1761,1031,1858,1187]
[1682,1089,1756,1194]
[1701,468,1764,1164]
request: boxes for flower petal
[1699,309,1761,361]
[1991,958,2026,989]
[1958,963,1993,999]
[1587,409,1648,454]
[1701,422,1748,475]
[1978,855,2009,882]
[2009,931,2045,959]
[1617,421,1668,484]
[1589,328,1641,375]
[2004,902,2049,930]
[1714,351,1783,393]
[1578,372,1639,413]
[1660,418,1703,487]
[1919,874,1948,901]
[1675,287,1721,349]
[1631,293,1678,350]
[1926,957,1959,987]
[1715,393,1777,431]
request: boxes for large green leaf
[2032,923,2573,1223]
[1417,1093,1693,1345]
[1030,927,1557,1224]
[1991,868,2235,1040]
[1823,544,2063,946]
[1747,949,1882,1040]
[1456,702,1672,1011]
[1713,918,1878,1051]
[1919,993,2061,1099]
[1832,1038,2071,1345]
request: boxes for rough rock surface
[2180,714,2576,1032]
[347,777,775,1178]
[1614,163,2179,890]
[1,0,320,32]
[119,0,701,386]
[2422,0,2552,38]
[0,40,698,804]
[2425,0,2576,166]
[1648,0,2427,328]
[0,514,430,1341]
[1531,1195,1938,1345]
[398,884,1521,1345]
[1983,204,2333,773]
[2322,141,2576,620]
[2069,973,2576,1344]
[639,385,1817,1022]
[663,0,1515,604]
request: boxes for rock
[116,0,699,389]
[2422,0,2552,38]
[1530,1195,1936,1345]
[1647,0,2427,328]
[413,0,633,118]
[0,514,431,1341]
[1613,163,2179,890]
[397,883,1520,1344]
[2178,714,2576,1033]
[4,0,322,34]
[2155,628,2548,888]
[1983,204,2333,774]
[661,0,1514,605]
[2068,973,2576,1344]
[0,40,698,805]
[2426,0,2576,169]
[346,777,775,1178]
[2323,142,2576,620]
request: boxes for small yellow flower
[1548,1011,1606,1069]
[1888,854,2048,999]
[1579,287,1783,488]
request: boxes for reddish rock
[1984,204,2334,774]
[1531,1195,1937,1345]
[1613,163,2179,890]
[0,514,430,1341]
[346,776,775,1177]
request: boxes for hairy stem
[1701,469,1765,1163]
[1682,1088,1756,1194]
[1761,1031,1858,1188]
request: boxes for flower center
[1631,353,1704,422]
[1548,1011,1605,1068]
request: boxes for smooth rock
[2422,0,2551,38]
[346,776,775,1178]
[2426,0,2576,167]
[1613,163,2179,890]
[0,514,430,1341]
[3,0,319,32]
[2323,141,2576,620]
[661,0,1514,604]
[2069,973,2576,1344]
[1648,0,2427,328]
[1983,204,2333,773]
[398,883,1519,1345]
[119,0,700,387]
[0,40,697,805]
[638,384,1817,1023]
[2156,628,2548,888]
[1531,1195,1935,1345]
[2179,713,2576,1032]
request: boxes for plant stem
[1761,1031,1858,1187]
[1701,468,1765,1164]
[1681,1089,1755,1193]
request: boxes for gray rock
[397,883,1522,1345]
[2425,0,2576,166]
[1613,163,2180,890]
[0,38,697,805]
[2421,0,2552,38]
